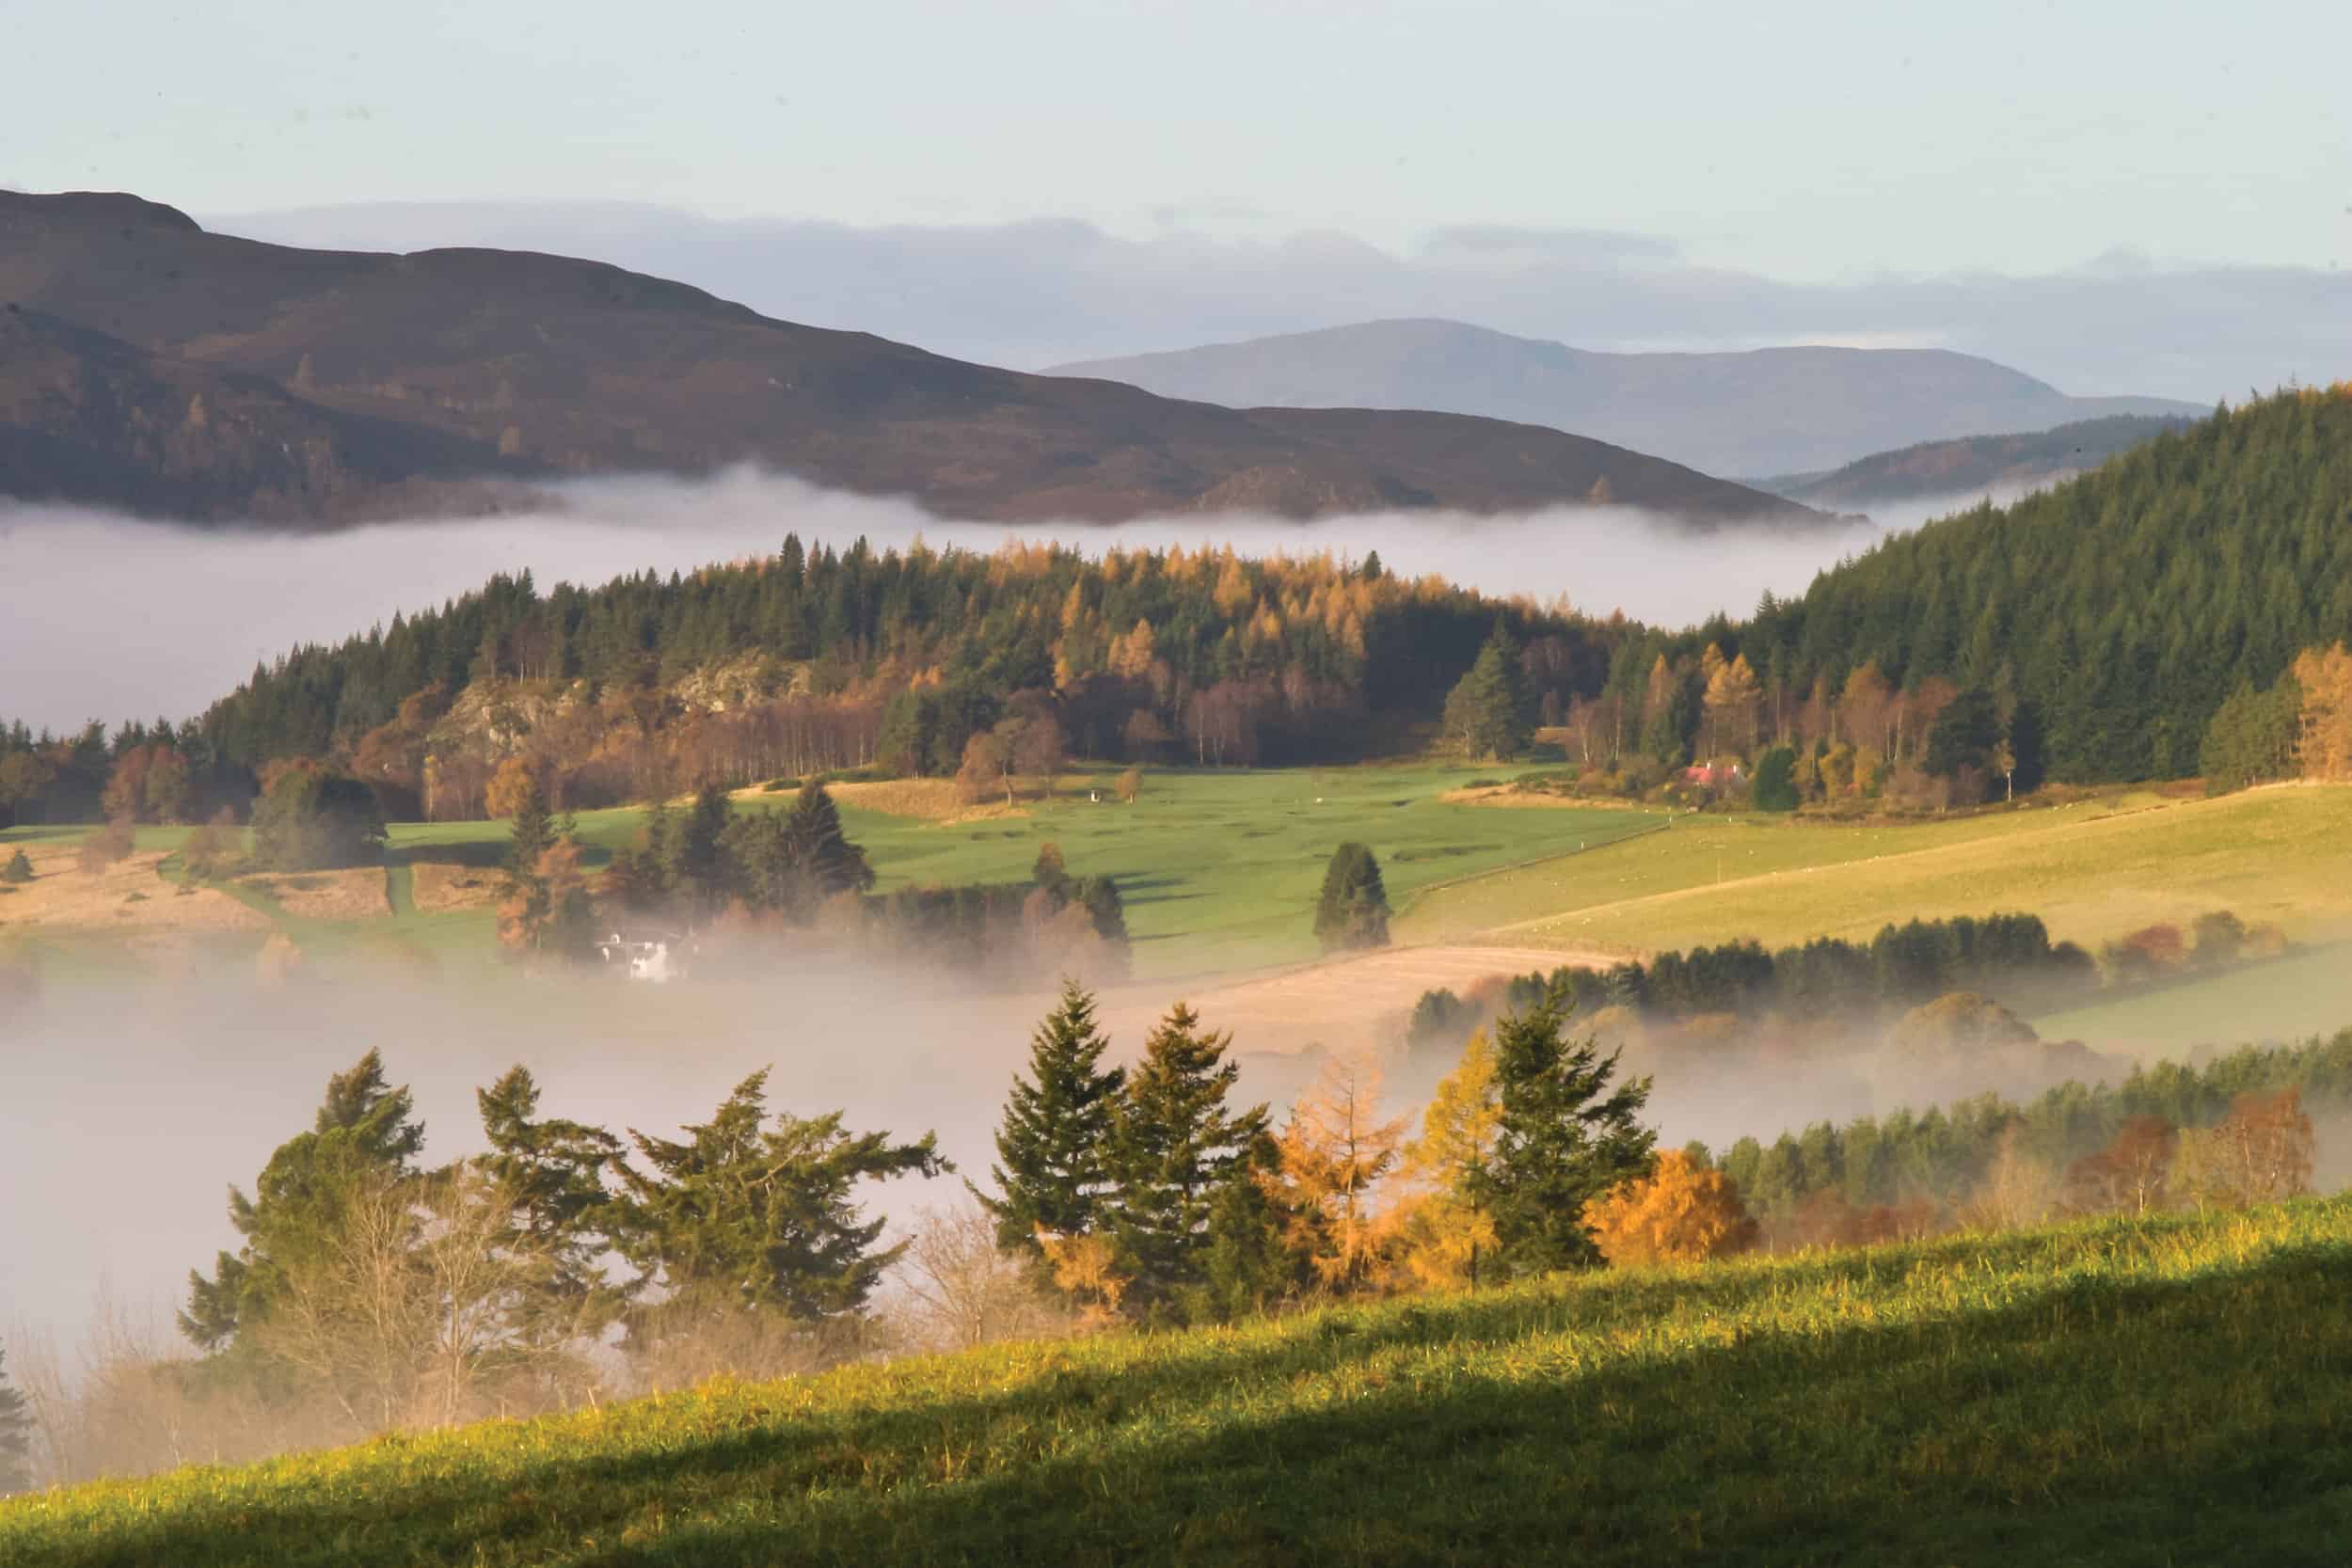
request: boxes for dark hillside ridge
[1756,414,2197,512]
[1734,388,2352,783]
[1051,318,2202,477]
[0,193,1820,528]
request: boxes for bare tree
[894,1204,1071,1353]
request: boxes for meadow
[1396,784,2352,961]
[1,767,1656,981]
[6,1196,2349,1566]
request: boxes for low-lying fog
[0,470,1975,732]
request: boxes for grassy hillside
[1398,785,2352,961]
[1,767,1653,981]
[8,1198,2350,1566]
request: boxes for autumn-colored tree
[75,816,136,876]
[2060,1115,2177,1216]
[1586,1149,1758,1267]
[1115,767,1143,804]
[1263,1053,1406,1293]
[1390,1030,1503,1291]
[485,756,543,823]
[955,728,1012,806]
[1702,652,1762,758]
[2174,1089,2315,1210]
[1036,1228,1129,1333]
[1960,1126,2056,1232]
[2290,642,2352,781]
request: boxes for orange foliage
[1587,1151,1759,1267]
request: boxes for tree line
[1404,910,2282,1056]
[182,540,1627,821]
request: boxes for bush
[250,766,387,870]
[0,847,31,884]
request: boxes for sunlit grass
[8,1196,2351,1565]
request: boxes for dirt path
[1095,942,1619,1057]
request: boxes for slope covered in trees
[1738,387,2352,782]
[1759,413,2192,511]
[184,541,1630,812]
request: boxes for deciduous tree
[1587,1149,1758,1266]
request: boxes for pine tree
[1479,986,1655,1275]
[671,784,735,917]
[182,1050,427,1351]
[1440,626,1532,759]
[1313,842,1391,953]
[0,1339,30,1495]
[501,769,557,885]
[782,780,875,902]
[1107,1003,1267,1308]
[976,981,1127,1252]
[475,1066,626,1341]
[614,1070,946,1330]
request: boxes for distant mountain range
[0,192,1820,528]
[1756,415,2197,511]
[1051,320,2204,479]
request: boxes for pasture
[1,767,1654,981]
[1400,784,2352,961]
[7,1196,2350,1566]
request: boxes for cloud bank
[210,203,2346,404]
[1,473,1892,732]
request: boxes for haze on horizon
[8,2,2345,404]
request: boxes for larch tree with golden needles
[1264,1053,1407,1293]
[1587,1149,1757,1268]
[1391,1029,1504,1291]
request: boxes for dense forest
[6,388,2347,828]
[1733,386,2352,783]
[153,542,1636,820]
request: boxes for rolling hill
[1051,318,2201,478]
[6,1198,2348,1566]
[1756,414,2196,511]
[0,192,1820,528]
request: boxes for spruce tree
[502,771,557,886]
[1313,842,1391,953]
[475,1067,625,1338]
[1440,626,1532,759]
[1198,1132,1299,1322]
[1107,1004,1268,1308]
[182,1050,427,1352]
[0,1339,30,1495]
[976,981,1126,1252]
[614,1070,946,1328]
[1478,986,1655,1275]
[672,784,735,918]
[782,780,874,901]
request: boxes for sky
[10,0,2349,281]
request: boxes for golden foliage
[1588,1150,1758,1268]
[1389,1030,1503,1291]
[1264,1053,1407,1293]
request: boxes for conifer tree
[475,1067,626,1340]
[977,981,1126,1252]
[1107,1004,1268,1308]
[1440,626,1533,759]
[1200,1132,1297,1322]
[671,784,736,918]
[183,1050,427,1352]
[1313,842,1391,953]
[501,768,557,885]
[1392,1029,1505,1291]
[782,780,874,903]
[1479,986,1655,1275]
[614,1070,946,1329]
[0,1339,30,1495]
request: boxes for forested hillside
[161,542,1628,818]
[1739,387,2352,782]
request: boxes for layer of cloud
[0,473,1889,733]
[207,202,2345,403]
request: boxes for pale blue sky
[11,0,2348,279]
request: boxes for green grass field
[1,767,1654,981]
[1397,784,2352,960]
[8,1197,2349,1566]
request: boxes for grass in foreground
[8,1197,2352,1567]
[1399,784,2352,961]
